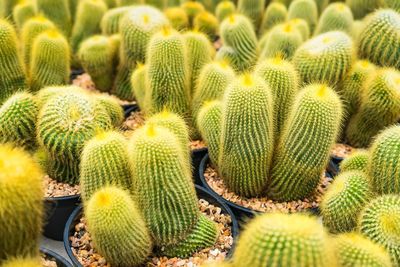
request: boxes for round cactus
[321,171,373,233]
[259,2,288,35]
[12,1,36,30]
[0,144,43,262]
[359,194,400,266]
[339,150,369,172]
[193,11,219,41]
[334,233,393,267]
[165,7,189,31]
[86,186,152,267]
[215,1,235,22]
[288,0,318,32]
[232,213,337,267]
[101,6,131,35]
[35,0,71,36]
[95,94,124,127]
[358,9,400,70]
[288,18,310,41]
[314,3,354,35]
[130,63,147,112]
[1,257,42,267]
[35,85,86,109]
[293,31,354,86]
[237,0,265,29]
[345,0,384,20]
[269,84,343,201]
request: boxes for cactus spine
[12,1,36,30]
[86,186,152,267]
[269,84,343,201]
[314,3,354,35]
[339,150,369,172]
[288,0,318,32]
[259,2,288,35]
[35,0,71,37]
[101,7,131,35]
[215,1,235,22]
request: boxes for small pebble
[331,143,356,159]
[44,175,80,198]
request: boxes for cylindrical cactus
[35,0,71,37]
[237,0,265,29]
[345,0,384,20]
[269,84,343,201]
[259,2,288,35]
[0,0,18,18]
[288,0,318,33]
[164,7,189,31]
[12,1,36,30]
[346,68,400,148]
[314,3,354,35]
[293,31,354,86]
[288,18,310,41]
[95,94,124,127]
[101,6,131,35]
[29,30,70,92]
[232,213,336,267]
[320,171,373,233]
[193,11,219,41]
[359,194,400,266]
[215,1,235,22]
[86,186,152,267]
[339,150,369,172]
[0,144,43,262]
[219,74,274,197]
[130,63,147,112]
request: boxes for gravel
[331,143,356,159]
[44,176,80,198]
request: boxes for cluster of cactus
[12,0,36,30]
[314,3,354,35]
[339,150,369,172]
[35,0,72,37]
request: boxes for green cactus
[269,84,343,201]
[358,9,400,70]
[12,1,36,30]
[272,0,292,7]
[0,19,27,104]
[101,7,131,35]
[255,56,299,137]
[115,6,168,101]
[35,85,86,109]
[165,7,188,31]
[293,31,354,86]
[215,1,235,22]
[35,0,71,37]
[0,92,38,148]
[68,0,78,21]
[218,14,258,72]
[288,18,310,41]
[181,1,205,25]
[197,101,222,165]
[259,2,288,35]
[288,0,318,32]
[237,0,265,29]
[103,0,117,8]
[29,30,70,92]
[86,186,152,267]
[37,91,112,184]
[117,0,143,6]
[0,0,18,18]
[193,11,219,41]
[368,125,400,195]
[78,36,115,92]
[345,68,400,148]
[321,171,373,233]
[314,3,354,35]
[345,0,384,20]
[315,0,329,14]
[359,194,400,266]
[218,74,274,197]
[1,257,42,267]
[129,123,217,256]
[334,233,393,267]
[232,213,337,267]
[146,0,166,10]
[109,33,121,69]
[95,94,124,127]
[130,63,147,111]
[384,0,400,11]
[351,20,364,39]
[260,22,304,60]
[339,150,369,172]
[0,144,43,262]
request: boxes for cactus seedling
[339,150,369,173]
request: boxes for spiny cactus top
[101,6,131,35]
[339,150,369,172]
[288,0,318,32]
[314,3,354,35]
[259,2,288,34]
[164,7,189,31]
[12,1,36,30]
[215,1,235,22]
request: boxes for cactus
[101,7,131,35]
[193,11,219,41]
[288,0,318,32]
[103,0,117,8]
[232,213,336,267]
[29,30,70,92]
[334,233,393,267]
[368,125,400,195]
[255,56,299,137]
[0,144,43,262]
[218,14,258,72]
[314,3,354,35]
[129,123,217,256]
[197,101,222,165]
[345,0,384,20]
[130,63,147,111]
[117,0,143,6]
[12,1,36,30]
[35,85,86,109]
[0,0,18,18]
[68,0,78,21]
[109,34,121,69]
[1,257,42,267]
[358,9,400,70]
[320,171,373,233]
[293,31,354,86]
[0,92,38,148]
[339,150,369,172]
[0,19,27,104]
[165,7,189,31]
[259,2,288,35]
[147,0,166,10]
[269,84,343,201]
[181,1,205,25]
[114,6,168,101]
[315,0,329,14]
[288,18,310,41]
[272,0,292,7]
[215,1,235,22]
[184,31,214,96]
[218,74,274,197]
[384,0,400,11]
[86,186,152,267]
[237,0,265,29]
[35,0,71,37]
[346,68,400,148]
[78,36,115,92]
[37,91,112,184]
[95,94,124,127]
[260,22,303,60]
[359,194,400,266]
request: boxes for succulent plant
[215,1,235,22]
[219,74,274,197]
[359,194,400,266]
[193,11,219,41]
[86,186,152,267]
[334,233,393,267]
[345,0,384,20]
[269,84,343,201]
[237,0,265,28]
[385,0,400,11]
[130,63,147,111]
[339,150,369,172]
[0,92,38,148]
[101,6,131,35]
[0,0,18,18]
[35,85,86,109]
[259,2,288,35]
[288,0,318,32]
[1,257,42,267]
[29,30,70,92]
[314,0,329,14]
[346,68,400,148]
[165,7,189,31]
[12,1,36,30]
[358,9,400,70]
[321,171,373,233]
[117,0,142,6]
[35,0,71,37]
[95,94,124,127]
[103,0,117,8]
[232,213,336,267]
[293,31,354,86]
[181,1,205,25]
[0,19,27,104]
[314,3,354,35]
[0,144,43,262]
[288,18,310,41]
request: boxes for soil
[44,175,80,198]
[331,143,356,159]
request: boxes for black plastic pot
[192,147,208,185]
[64,185,239,266]
[43,195,81,241]
[40,247,72,267]
[70,69,84,82]
[122,103,139,118]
